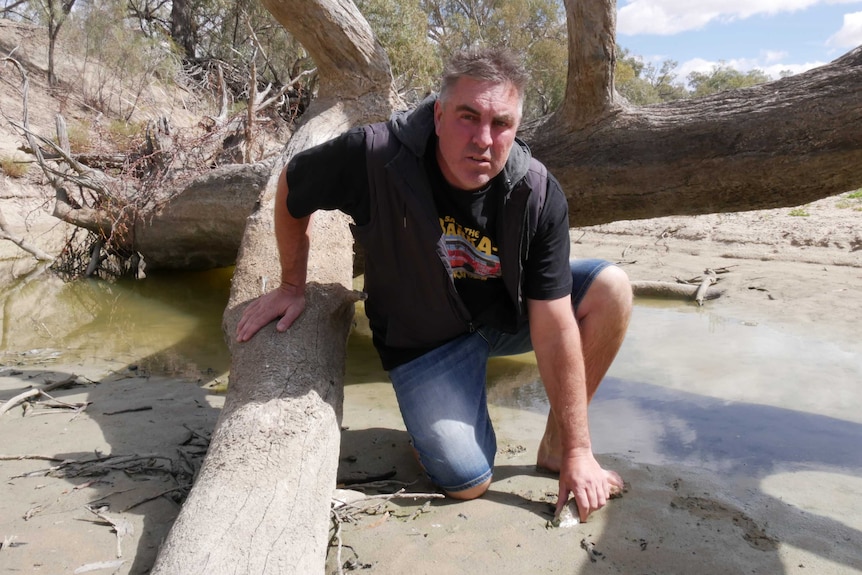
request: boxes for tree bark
[150,1,400,574]
[134,163,272,271]
[527,45,862,226]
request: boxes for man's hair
[439,47,529,105]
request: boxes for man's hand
[556,448,624,523]
[235,284,306,342]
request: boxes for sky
[615,0,862,82]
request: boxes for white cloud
[826,11,862,46]
[617,0,862,36]
[762,50,789,63]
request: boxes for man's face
[434,76,522,192]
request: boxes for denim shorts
[388,258,612,492]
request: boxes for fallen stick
[85,506,133,558]
[122,485,190,512]
[0,389,40,415]
[0,376,82,416]
[0,454,69,462]
[631,281,723,301]
[694,270,718,306]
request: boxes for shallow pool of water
[2,271,859,478]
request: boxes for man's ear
[433,100,442,134]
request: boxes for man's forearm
[275,166,311,292]
[528,298,593,454]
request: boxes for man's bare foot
[536,431,562,473]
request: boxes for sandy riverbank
[1,192,861,574]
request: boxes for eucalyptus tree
[688,63,772,98]
[615,47,688,105]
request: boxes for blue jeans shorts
[388,258,612,492]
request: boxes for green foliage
[836,189,862,211]
[492,0,567,117]
[415,0,568,119]
[687,63,770,98]
[356,0,440,100]
[788,207,810,217]
[615,47,688,105]
[1,154,29,178]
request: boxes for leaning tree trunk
[150,1,400,573]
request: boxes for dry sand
[2,191,861,574]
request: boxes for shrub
[788,207,810,217]
[67,121,92,153]
[107,119,145,153]
[1,154,29,178]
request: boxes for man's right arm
[235,165,311,342]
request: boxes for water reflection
[4,270,860,478]
[0,269,232,379]
[480,302,862,475]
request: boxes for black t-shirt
[424,141,511,329]
[286,127,573,366]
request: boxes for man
[236,47,632,522]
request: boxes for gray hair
[439,47,529,105]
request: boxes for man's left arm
[528,296,620,522]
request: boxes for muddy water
[0,268,233,379]
[2,271,860,479]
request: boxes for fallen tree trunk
[150,1,400,573]
[133,162,272,271]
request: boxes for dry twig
[85,506,133,558]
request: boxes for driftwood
[631,281,723,302]
[0,375,82,416]
[694,270,718,306]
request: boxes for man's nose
[472,122,493,148]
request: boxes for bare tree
[32,0,77,86]
[170,0,197,57]
[150,0,862,573]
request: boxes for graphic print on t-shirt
[439,214,501,280]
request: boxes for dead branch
[0,386,90,416]
[9,119,117,192]
[257,68,317,112]
[121,485,190,513]
[694,269,718,306]
[0,454,69,462]
[85,505,134,558]
[0,389,39,415]
[631,280,724,302]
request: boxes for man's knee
[446,477,492,500]
[581,264,632,318]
